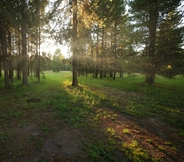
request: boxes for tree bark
[72,0,78,86]
[37,13,41,83]
[8,30,13,84]
[0,20,10,88]
[113,5,119,80]
[17,30,21,80]
[100,27,104,79]
[91,44,94,78]
[21,0,28,86]
[103,31,107,78]
[0,48,2,78]
[95,30,99,78]
[113,29,117,80]
[145,1,158,85]
[21,26,28,86]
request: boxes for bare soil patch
[2,122,87,162]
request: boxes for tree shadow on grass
[64,84,184,162]
[1,80,184,162]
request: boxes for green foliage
[39,159,48,162]
[122,140,153,162]
[128,0,183,83]
[164,141,172,145]
[91,0,125,26]
[49,49,72,72]
[51,48,65,72]
[0,131,12,144]
[84,141,116,161]
[122,128,130,134]
[157,11,184,78]
[179,129,184,137]
[157,145,165,151]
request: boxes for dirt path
[89,86,184,161]
[97,111,184,161]
[1,86,184,162]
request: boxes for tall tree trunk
[145,1,158,85]
[104,31,107,78]
[30,60,33,79]
[0,62,1,78]
[95,31,99,78]
[17,62,21,80]
[30,41,33,79]
[110,33,113,78]
[85,64,88,78]
[91,44,94,78]
[72,0,78,86]
[21,26,28,86]
[0,49,2,78]
[21,0,28,86]
[85,51,88,78]
[113,8,118,80]
[17,30,21,80]
[8,30,13,84]
[100,27,104,79]
[36,33,40,81]
[0,21,10,88]
[36,14,41,83]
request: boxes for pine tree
[129,0,181,85]
[157,10,184,78]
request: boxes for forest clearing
[0,0,184,161]
[0,71,184,162]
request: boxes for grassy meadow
[0,71,184,162]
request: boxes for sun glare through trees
[0,0,184,161]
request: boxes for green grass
[84,140,116,161]
[78,73,184,128]
[122,128,130,134]
[0,71,184,161]
[122,140,151,162]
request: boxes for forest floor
[0,72,184,162]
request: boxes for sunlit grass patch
[106,128,116,137]
[172,146,177,151]
[146,139,153,144]
[63,79,72,87]
[122,128,130,134]
[157,145,165,151]
[164,141,172,145]
[93,108,117,122]
[122,140,156,162]
[78,73,184,128]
